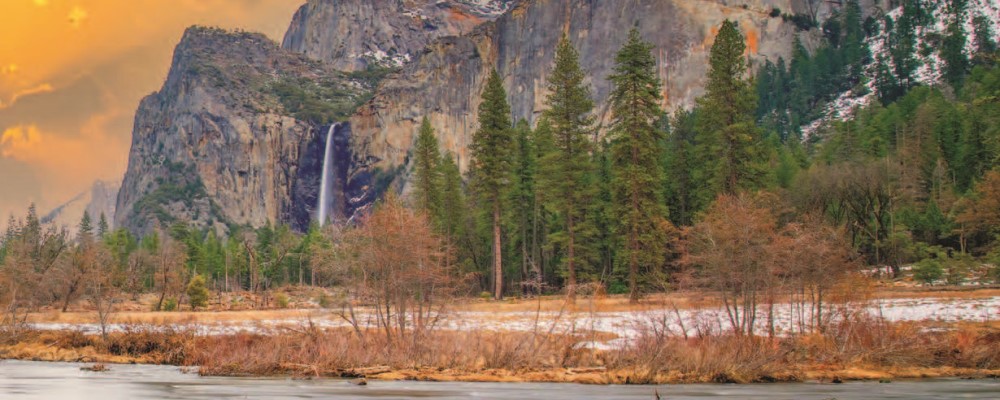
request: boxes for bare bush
[318,194,463,342]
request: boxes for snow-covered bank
[29,296,1000,347]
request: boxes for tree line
[4,0,1000,315]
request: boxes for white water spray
[317,123,337,226]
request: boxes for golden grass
[4,316,999,385]
[29,286,998,324]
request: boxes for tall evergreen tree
[941,0,970,88]
[539,35,595,301]
[97,213,109,238]
[889,2,922,91]
[665,109,698,226]
[470,69,514,300]
[413,116,443,221]
[79,211,94,237]
[507,120,539,293]
[590,140,616,289]
[438,152,467,241]
[607,28,670,303]
[532,117,556,287]
[695,20,765,204]
[972,15,997,66]
[841,0,868,84]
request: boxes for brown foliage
[680,193,781,336]
[316,194,464,342]
[957,171,1000,237]
[680,193,861,336]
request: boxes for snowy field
[29,296,1000,349]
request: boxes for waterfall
[317,123,337,226]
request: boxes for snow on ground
[29,296,1000,350]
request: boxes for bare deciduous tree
[681,193,779,336]
[321,194,461,342]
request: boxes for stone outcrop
[41,180,119,235]
[347,0,805,179]
[282,0,515,71]
[114,27,362,235]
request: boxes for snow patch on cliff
[803,0,1000,138]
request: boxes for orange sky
[0,0,303,221]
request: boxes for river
[0,360,997,399]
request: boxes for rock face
[41,180,119,235]
[282,0,516,71]
[347,0,805,178]
[115,27,363,235]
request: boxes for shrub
[163,298,178,312]
[782,13,816,31]
[944,254,975,285]
[186,275,209,310]
[608,281,628,295]
[316,293,331,309]
[769,8,781,18]
[913,259,944,285]
[274,293,290,309]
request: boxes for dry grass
[25,286,999,325]
[606,315,1000,384]
[27,308,318,325]
[4,316,999,384]
[450,286,999,313]
[187,327,589,378]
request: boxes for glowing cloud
[68,6,88,28]
[0,125,43,157]
[34,0,50,6]
[0,83,55,109]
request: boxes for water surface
[0,360,996,399]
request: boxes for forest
[2,0,1000,318]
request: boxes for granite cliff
[114,27,364,235]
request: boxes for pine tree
[507,119,538,293]
[972,15,997,65]
[413,116,443,221]
[941,0,969,88]
[665,109,698,226]
[590,140,615,289]
[842,0,869,85]
[539,35,595,301]
[439,152,467,241]
[607,28,670,303]
[532,117,556,287]
[695,20,765,202]
[470,69,515,300]
[875,54,903,104]
[98,213,109,238]
[890,2,921,91]
[79,211,94,238]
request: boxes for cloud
[0,157,41,220]
[0,125,43,157]
[68,6,88,28]
[0,104,129,211]
[0,83,55,109]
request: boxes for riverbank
[3,317,999,385]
